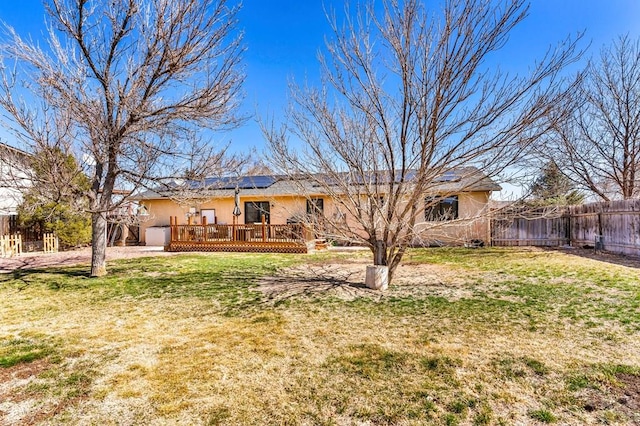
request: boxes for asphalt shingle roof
[132,167,501,200]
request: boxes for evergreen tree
[529,162,583,206]
[18,148,92,249]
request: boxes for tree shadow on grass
[257,264,381,304]
[0,263,91,291]
[0,255,90,274]
[549,247,640,269]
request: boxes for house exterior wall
[137,191,492,245]
[413,191,491,245]
[138,195,322,244]
[0,160,25,217]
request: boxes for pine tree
[18,148,92,249]
[529,162,583,206]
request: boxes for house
[0,142,31,235]
[133,167,501,248]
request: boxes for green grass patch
[0,334,58,368]
[327,343,410,379]
[1,253,300,316]
[528,409,557,423]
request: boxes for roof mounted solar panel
[237,175,278,189]
[435,170,460,182]
[196,175,279,190]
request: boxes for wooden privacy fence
[0,234,22,257]
[491,200,640,257]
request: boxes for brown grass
[0,248,639,425]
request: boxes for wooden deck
[166,221,316,253]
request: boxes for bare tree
[543,35,640,201]
[264,0,581,284]
[0,0,244,276]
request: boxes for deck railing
[170,223,314,243]
[166,216,315,253]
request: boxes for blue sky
[1,1,639,170]
[237,0,640,155]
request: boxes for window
[306,198,324,216]
[245,201,270,224]
[424,196,458,221]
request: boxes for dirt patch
[0,359,53,425]
[258,263,376,302]
[0,359,51,390]
[578,374,640,425]
[258,261,475,302]
[615,373,640,424]
[0,246,179,274]
[0,356,96,425]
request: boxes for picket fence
[0,234,22,257]
[0,232,59,257]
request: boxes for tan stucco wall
[138,195,328,244]
[413,191,491,245]
[137,192,491,245]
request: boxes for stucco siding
[413,191,491,244]
[138,192,491,245]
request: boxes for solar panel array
[435,170,460,182]
[195,175,279,190]
[185,170,461,190]
[310,169,462,186]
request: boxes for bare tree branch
[541,35,640,201]
[264,0,581,283]
[0,0,245,276]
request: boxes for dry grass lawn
[0,247,639,425]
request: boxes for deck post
[202,216,207,241]
[232,216,236,241]
[262,214,266,242]
[169,216,174,243]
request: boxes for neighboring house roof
[0,142,30,160]
[133,167,501,201]
[0,142,32,215]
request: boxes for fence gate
[0,234,23,257]
[43,233,59,253]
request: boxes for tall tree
[264,0,580,283]
[0,0,244,276]
[543,35,640,201]
[528,161,583,206]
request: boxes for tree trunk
[91,211,108,277]
[367,239,389,290]
[373,239,387,266]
